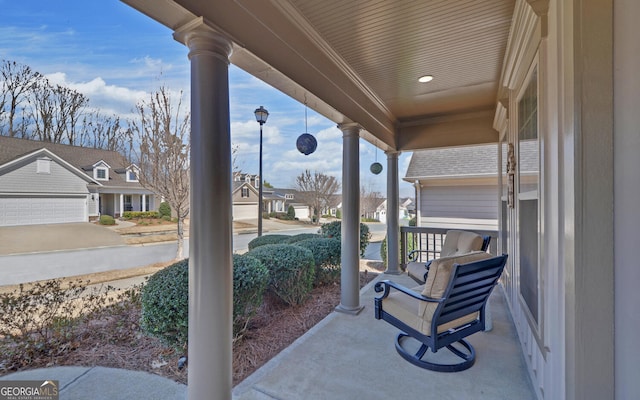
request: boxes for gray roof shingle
[404,144,499,180]
[0,136,141,188]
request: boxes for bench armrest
[374,279,443,303]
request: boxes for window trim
[95,167,108,181]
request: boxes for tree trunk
[176,214,185,260]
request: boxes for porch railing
[400,226,498,270]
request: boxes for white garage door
[0,197,86,226]
[233,204,257,221]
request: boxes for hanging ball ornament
[370,162,383,175]
[296,133,318,155]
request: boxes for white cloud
[43,72,147,116]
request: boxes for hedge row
[140,221,368,349]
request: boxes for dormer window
[285,194,294,200]
[95,167,108,181]
[92,160,111,181]
[126,169,139,182]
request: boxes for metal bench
[375,252,508,372]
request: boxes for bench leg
[394,333,476,372]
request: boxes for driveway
[0,222,125,255]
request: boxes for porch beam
[385,150,401,275]
[397,110,498,151]
[336,123,364,315]
[174,18,234,400]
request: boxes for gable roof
[403,144,499,181]
[0,136,140,188]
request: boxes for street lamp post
[254,106,269,237]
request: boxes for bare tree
[295,169,341,224]
[29,78,88,144]
[79,111,131,155]
[129,86,190,259]
[360,183,384,220]
[0,60,41,137]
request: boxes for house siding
[420,186,498,230]
[0,159,89,195]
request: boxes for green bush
[140,256,270,348]
[247,244,315,306]
[122,211,160,220]
[381,233,415,266]
[319,220,371,257]
[247,234,290,250]
[140,259,189,350]
[287,205,296,220]
[233,254,269,339]
[295,238,341,286]
[158,202,171,218]
[99,214,115,225]
[285,233,321,244]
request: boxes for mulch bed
[1,270,378,386]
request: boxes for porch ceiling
[122,0,515,151]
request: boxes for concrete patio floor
[233,272,537,400]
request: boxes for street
[0,223,386,286]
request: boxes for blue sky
[0,0,414,197]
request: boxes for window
[124,195,132,211]
[241,187,249,198]
[36,158,51,174]
[95,168,107,180]
[517,65,540,328]
[126,169,138,182]
[285,194,294,200]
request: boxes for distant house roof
[403,144,499,181]
[0,136,141,188]
[404,142,538,182]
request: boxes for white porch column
[385,151,401,274]
[141,194,146,212]
[336,123,363,314]
[174,20,234,400]
[119,194,124,217]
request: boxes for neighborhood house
[0,136,156,226]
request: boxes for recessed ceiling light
[418,75,434,83]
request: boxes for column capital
[337,122,362,136]
[174,17,233,61]
[385,150,401,158]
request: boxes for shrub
[319,220,371,256]
[247,234,290,250]
[247,244,315,306]
[140,259,189,350]
[285,233,320,244]
[233,254,269,339]
[0,278,140,370]
[381,233,415,266]
[287,205,296,220]
[122,211,160,220]
[295,238,341,286]
[158,202,171,218]
[140,256,271,348]
[99,214,115,225]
